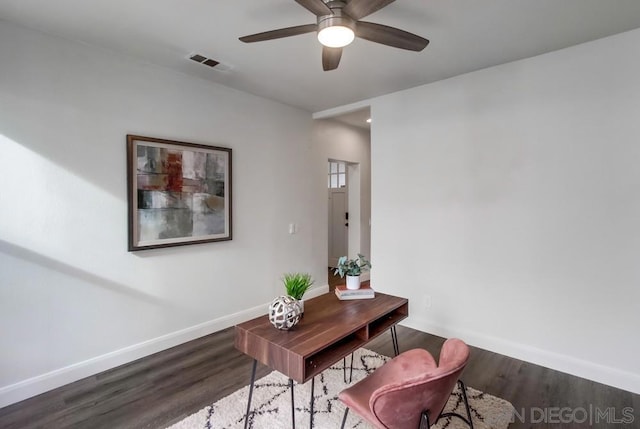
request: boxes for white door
[328,161,348,267]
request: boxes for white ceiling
[2,0,640,113]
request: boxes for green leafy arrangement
[334,254,372,278]
[283,273,314,300]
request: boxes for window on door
[328,161,346,189]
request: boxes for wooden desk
[235,286,408,428]
[235,287,408,383]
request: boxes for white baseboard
[402,316,640,395]
[0,285,330,408]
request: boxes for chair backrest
[370,338,470,429]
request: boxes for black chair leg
[438,380,474,428]
[459,380,474,429]
[419,410,431,429]
[341,407,349,429]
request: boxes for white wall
[311,120,371,267]
[370,28,640,394]
[0,21,326,406]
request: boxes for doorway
[328,160,363,268]
[328,160,347,267]
[314,106,371,277]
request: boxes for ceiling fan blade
[295,0,333,16]
[239,24,317,43]
[356,21,429,51]
[322,47,342,71]
[343,0,396,20]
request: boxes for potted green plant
[282,272,314,313]
[334,254,372,290]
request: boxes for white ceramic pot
[346,275,361,290]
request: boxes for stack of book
[335,283,375,300]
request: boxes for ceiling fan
[239,0,429,71]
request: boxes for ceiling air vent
[189,53,220,68]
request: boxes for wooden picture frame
[127,135,232,251]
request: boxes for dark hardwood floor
[1,271,637,428]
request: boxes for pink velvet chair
[338,338,473,429]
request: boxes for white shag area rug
[167,348,515,429]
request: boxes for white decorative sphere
[269,296,302,330]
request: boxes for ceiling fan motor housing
[317,1,355,33]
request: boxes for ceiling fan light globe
[317,26,355,48]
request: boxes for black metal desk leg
[349,353,354,383]
[341,407,350,429]
[391,326,400,356]
[289,379,296,429]
[244,359,257,429]
[343,356,346,383]
[343,353,354,384]
[309,376,315,428]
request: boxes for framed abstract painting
[127,135,232,251]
